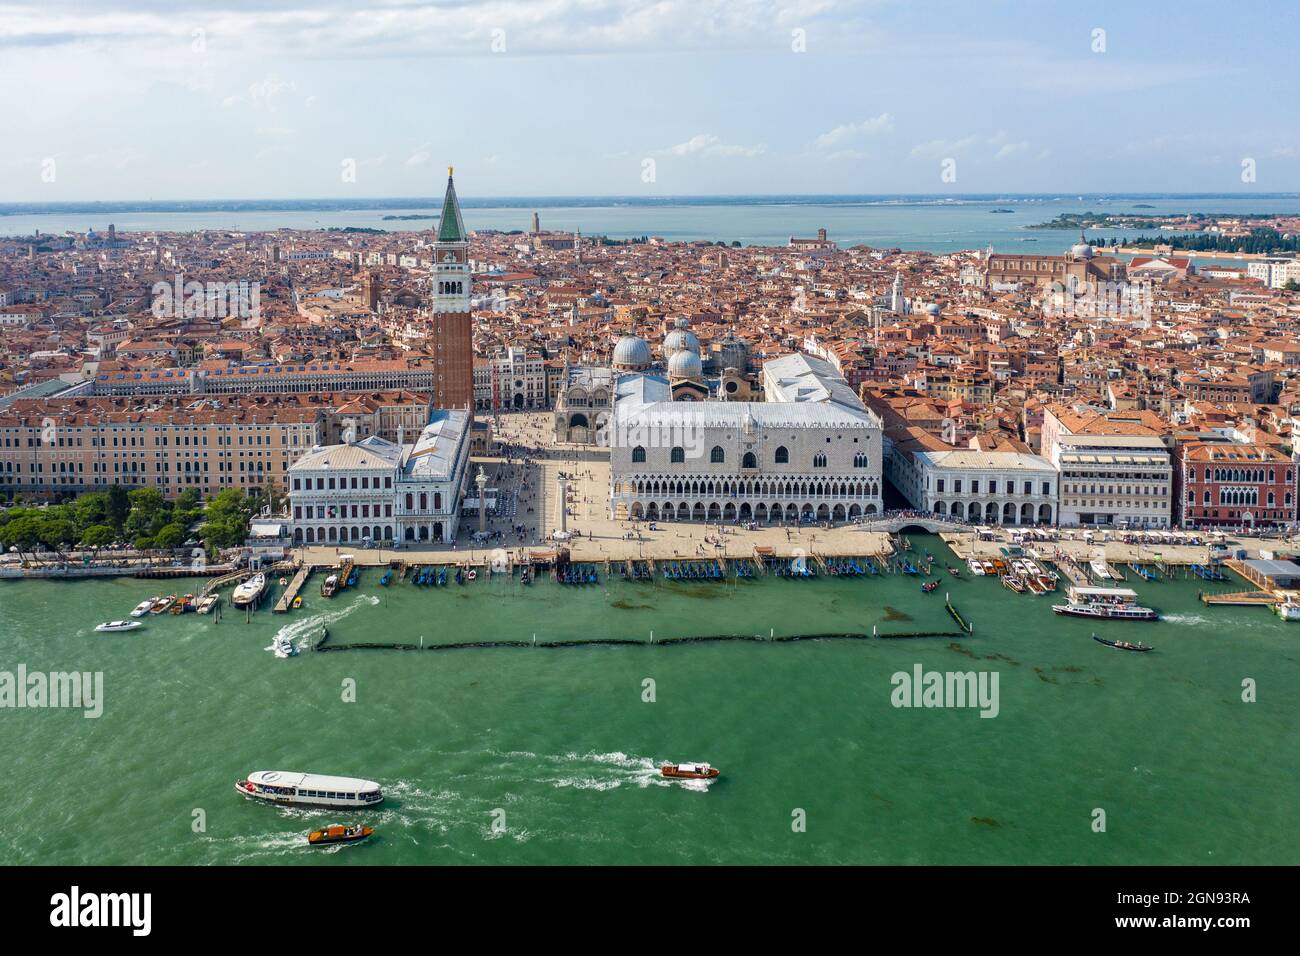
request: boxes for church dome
[612,335,652,370]
[1071,242,1094,259]
[667,348,703,380]
[662,318,700,357]
[926,302,941,316]
[713,331,750,372]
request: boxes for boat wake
[270,593,376,649]
[1160,613,1211,626]
[544,751,713,792]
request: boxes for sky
[2,0,1298,201]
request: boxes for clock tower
[430,167,474,413]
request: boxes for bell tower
[430,167,474,413]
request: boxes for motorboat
[320,574,340,598]
[235,771,384,808]
[195,594,219,614]
[308,824,374,847]
[272,635,299,658]
[966,558,985,576]
[292,596,303,609]
[95,620,142,633]
[232,573,268,608]
[1002,575,1026,593]
[661,762,719,780]
[130,599,156,618]
[149,595,176,614]
[1275,601,1300,621]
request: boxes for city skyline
[4,0,1299,201]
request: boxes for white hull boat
[95,620,143,633]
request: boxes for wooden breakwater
[311,628,968,653]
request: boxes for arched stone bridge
[852,515,974,534]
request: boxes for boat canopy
[248,770,381,792]
[678,763,709,772]
[1069,586,1138,600]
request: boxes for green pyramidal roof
[437,169,466,243]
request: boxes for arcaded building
[608,352,884,524]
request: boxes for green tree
[154,523,186,550]
[0,513,42,558]
[80,524,116,551]
[106,485,130,531]
[73,492,109,533]
[36,514,78,552]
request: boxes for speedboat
[308,824,374,847]
[661,762,720,780]
[150,595,176,614]
[272,635,299,658]
[131,599,156,617]
[95,620,142,633]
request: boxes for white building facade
[888,444,1058,525]
[609,354,884,524]
[287,410,471,546]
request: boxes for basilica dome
[667,348,703,380]
[612,335,652,370]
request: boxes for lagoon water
[1,537,1296,865]
[3,195,1299,254]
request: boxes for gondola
[1091,633,1153,652]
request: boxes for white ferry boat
[231,573,268,608]
[1052,585,1158,622]
[234,771,383,808]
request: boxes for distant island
[1032,210,1294,230]
[381,214,437,221]
[1122,228,1300,255]
[989,208,1014,214]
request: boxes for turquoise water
[1,537,1296,865]
[3,196,1296,254]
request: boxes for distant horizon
[5,191,1300,216]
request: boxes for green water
[2,536,1296,865]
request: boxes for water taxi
[272,635,299,658]
[94,620,142,633]
[661,762,720,780]
[966,558,985,576]
[1089,557,1112,580]
[149,595,176,614]
[195,594,219,614]
[232,573,268,608]
[308,824,374,847]
[1275,601,1300,621]
[171,593,194,614]
[130,599,156,618]
[320,574,340,598]
[234,771,384,808]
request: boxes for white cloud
[813,113,894,151]
[993,141,1029,160]
[658,134,765,158]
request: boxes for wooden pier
[1200,589,1281,606]
[274,565,313,613]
